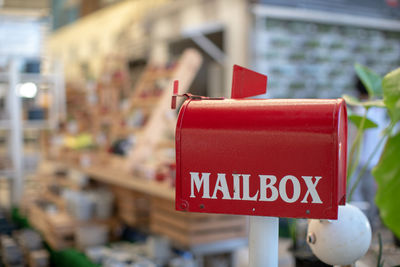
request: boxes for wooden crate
[150,198,247,247]
[28,204,75,250]
[28,203,118,251]
[112,187,150,228]
[28,250,49,267]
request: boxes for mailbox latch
[171,80,224,109]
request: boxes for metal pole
[53,60,66,128]
[249,216,279,267]
[9,59,23,206]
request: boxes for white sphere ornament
[307,203,371,266]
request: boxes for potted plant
[293,64,400,266]
[343,64,400,246]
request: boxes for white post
[249,216,279,267]
[9,59,24,206]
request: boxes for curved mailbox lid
[175,98,347,219]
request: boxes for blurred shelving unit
[0,58,65,207]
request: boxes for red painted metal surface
[174,67,347,219]
[231,65,267,99]
[171,80,179,109]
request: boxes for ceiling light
[17,82,37,98]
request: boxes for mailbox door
[175,98,347,219]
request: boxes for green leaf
[348,114,378,129]
[382,67,400,122]
[372,132,400,239]
[342,94,385,108]
[355,63,383,98]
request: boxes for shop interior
[1,0,400,266]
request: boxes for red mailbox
[174,65,347,219]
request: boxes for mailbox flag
[231,65,267,99]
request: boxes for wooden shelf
[0,73,56,83]
[129,97,160,109]
[0,120,51,130]
[49,160,175,201]
[157,139,175,149]
[117,127,143,136]
[40,174,82,191]
[43,190,66,209]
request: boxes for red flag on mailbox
[231,65,267,99]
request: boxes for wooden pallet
[150,198,247,247]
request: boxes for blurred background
[0,0,399,266]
